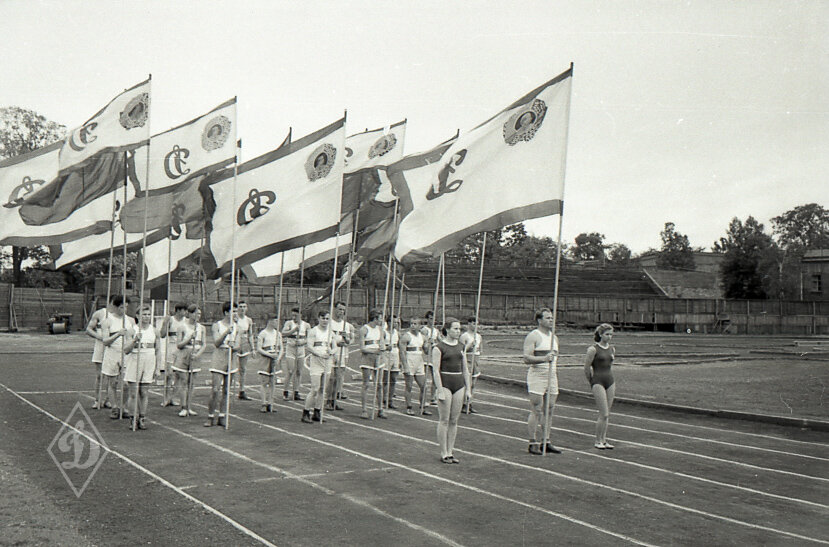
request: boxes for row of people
[85,299,615,459]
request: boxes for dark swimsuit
[590,344,615,389]
[437,340,465,394]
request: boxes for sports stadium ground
[0,329,827,546]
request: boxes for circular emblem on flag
[502,99,547,146]
[119,93,150,130]
[305,144,337,181]
[368,133,397,159]
[202,116,232,151]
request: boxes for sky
[1,0,826,254]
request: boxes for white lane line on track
[16,390,97,394]
[275,394,828,545]
[333,386,829,511]
[476,388,829,451]
[470,397,829,483]
[151,392,656,546]
[0,382,278,547]
[147,419,466,547]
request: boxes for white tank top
[133,324,157,354]
[405,331,424,354]
[363,324,381,350]
[532,329,557,356]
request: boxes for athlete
[398,317,431,416]
[522,308,562,455]
[302,310,335,423]
[382,315,401,409]
[422,310,440,406]
[235,301,255,401]
[123,305,161,430]
[281,307,309,401]
[432,318,470,464]
[173,305,206,417]
[359,310,387,419]
[159,303,187,407]
[205,302,239,428]
[257,313,284,413]
[86,296,112,409]
[327,301,354,410]
[585,323,616,449]
[101,295,134,420]
[459,317,484,414]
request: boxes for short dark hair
[467,316,477,324]
[187,304,199,314]
[174,303,187,312]
[368,309,381,321]
[318,310,330,318]
[441,317,461,336]
[291,307,300,313]
[334,301,346,309]
[112,295,125,307]
[535,308,552,322]
[222,301,236,314]
[425,310,433,319]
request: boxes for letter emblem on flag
[4,176,46,208]
[202,116,232,151]
[368,134,397,159]
[503,99,547,145]
[237,189,276,226]
[164,145,191,179]
[306,144,337,180]
[68,121,98,152]
[119,92,150,130]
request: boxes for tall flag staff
[161,226,173,406]
[383,200,401,410]
[297,246,306,326]
[96,189,119,409]
[372,220,395,420]
[225,133,241,431]
[317,232,340,426]
[118,153,130,420]
[132,75,154,431]
[542,63,574,455]
[421,255,442,416]
[272,252,286,406]
[466,232,487,414]
[441,254,447,324]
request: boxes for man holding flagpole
[522,308,562,455]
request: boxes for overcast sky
[1,0,826,253]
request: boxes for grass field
[0,329,827,546]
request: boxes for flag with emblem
[208,116,346,277]
[0,142,129,245]
[17,78,151,227]
[119,98,237,233]
[142,229,205,285]
[244,120,404,280]
[391,67,572,265]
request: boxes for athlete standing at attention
[459,317,483,414]
[174,305,206,417]
[281,307,309,401]
[359,310,387,419]
[87,296,113,409]
[159,303,187,407]
[432,318,470,463]
[123,305,161,430]
[101,295,134,420]
[383,315,401,409]
[257,313,283,413]
[585,323,616,449]
[235,301,255,401]
[205,302,239,428]
[399,317,431,416]
[522,308,562,455]
[327,301,354,410]
[303,310,335,423]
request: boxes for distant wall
[643,268,723,299]
[0,283,87,331]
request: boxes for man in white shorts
[101,295,135,420]
[327,301,354,410]
[302,310,335,423]
[159,303,187,407]
[383,315,401,409]
[235,301,255,401]
[123,304,161,430]
[205,301,239,428]
[522,308,561,455]
[459,316,484,414]
[399,316,431,416]
[86,296,112,409]
[281,307,309,401]
[257,313,283,413]
[359,310,387,419]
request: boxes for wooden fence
[0,283,87,331]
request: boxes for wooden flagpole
[225,132,240,431]
[383,200,401,410]
[97,188,118,409]
[466,232,487,414]
[421,254,442,415]
[272,252,285,408]
[372,236,394,420]
[161,232,172,406]
[318,232,340,426]
[119,152,129,420]
[542,62,573,456]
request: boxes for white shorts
[308,356,333,377]
[332,346,349,368]
[101,347,124,377]
[403,353,425,376]
[286,344,306,359]
[124,352,157,384]
[388,350,400,372]
[527,365,558,396]
[360,353,386,370]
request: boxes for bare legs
[437,387,465,460]
[592,383,615,446]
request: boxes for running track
[1,352,827,546]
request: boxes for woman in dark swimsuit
[432,318,471,464]
[584,323,616,449]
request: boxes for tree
[771,203,829,252]
[572,232,606,262]
[0,107,66,286]
[656,222,696,270]
[716,216,774,299]
[607,243,632,266]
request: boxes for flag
[119,98,237,233]
[243,121,404,280]
[208,117,346,277]
[17,78,151,226]
[142,230,204,286]
[53,222,145,269]
[391,67,572,264]
[0,143,138,246]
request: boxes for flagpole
[318,232,340,426]
[298,246,306,320]
[464,232,487,414]
[441,253,446,324]
[542,62,573,456]
[97,188,118,409]
[133,75,153,432]
[162,232,172,406]
[422,254,442,415]
[372,233,394,420]
[273,252,285,408]
[119,153,129,420]
[225,134,240,431]
[397,273,405,323]
[384,200,400,410]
